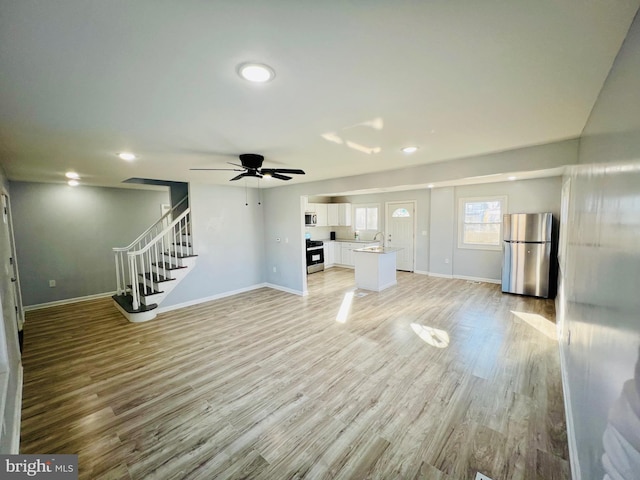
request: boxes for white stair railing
[113,199,191,310]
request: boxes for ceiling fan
[190,153,305,181]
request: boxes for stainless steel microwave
[305,212,317,226]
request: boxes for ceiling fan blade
[190,168,245,171]
[227,162,245,168]
[262,168,305,175]
[269,173,292,181]
[230,171,263,181]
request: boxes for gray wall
[557,12,640,480]
[429,187,455,276]
[160,183,266,308]
[452,177,562,281]
[10,182,169,306]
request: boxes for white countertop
[353,246,401,254]
[330,239,380,244]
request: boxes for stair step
[127,283,164,297]
[151,262,188,271]
[112,293,157,314]
[172,241,192,247]
[163,252,198,259]
[139,272,176,283]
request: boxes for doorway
[385,201,416,271]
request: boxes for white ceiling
[1,1,638,189]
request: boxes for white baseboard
[423,272,500,285]
[453,274,501,285]
[264,283,306,296]
[558,341,581,480]
[158,283,269,313]
[9,365,22,454]
[24,291,116,311]
[427,272,454,279]
[414,270,430,276]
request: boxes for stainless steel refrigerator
[501,212,554,298]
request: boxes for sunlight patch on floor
[410,323,450,348]
[336,290,355,323]
[511,311,557,340]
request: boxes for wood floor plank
[20,268,570,479]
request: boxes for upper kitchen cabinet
[328,204,340,226]
[338,203,351,226]
[314,204,328,226]
[326,203,352,226]
[307,202,351,226]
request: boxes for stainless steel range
[306,239,324,274]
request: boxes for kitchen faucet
[373,231,384,244]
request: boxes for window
[392,208,411,218]
[458,196,507,250]
[354,205,379,231]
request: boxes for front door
[386,201,415,271]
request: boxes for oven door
[306,247,324,273]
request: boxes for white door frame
[385,200,417,272]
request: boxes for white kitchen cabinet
[341,243,354,266]
[338,203,351,226]
[327,204,340,226]
[323,241,335,267]
[315,204,328,226]
[338,241,379,267]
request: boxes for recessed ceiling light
[118,152,136,161]
[65,171,80,179]
[401,146,419,154]
[262,172,272,179]
[427,184,434,189]
[237,62,275,83]
[508,176,517,181]
[68,180,79,187]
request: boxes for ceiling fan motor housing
[239,153,264,170]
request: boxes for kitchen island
[353,246,401,291]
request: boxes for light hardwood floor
[21,268,570,479]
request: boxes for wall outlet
[273,266,277,273]
[49,280,56,287]
[444,258,450,264]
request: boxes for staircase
[112,198,197,322]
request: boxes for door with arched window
[386,201,415,271]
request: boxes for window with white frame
[354,204,379,232]
[458,196,507,250]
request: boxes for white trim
[385,200,417,272]
[425,272,500,284]
[157,283,306,314]
[558,335,581,480]
[457,195,507,251]
[8,365,22,454]
[414,270,430,276]
[453,274,501,284]
[24,291,116,311]
[158,283,268,313]
[427,272,454,279]
[264,283,306,297]
[113,301,157,323]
